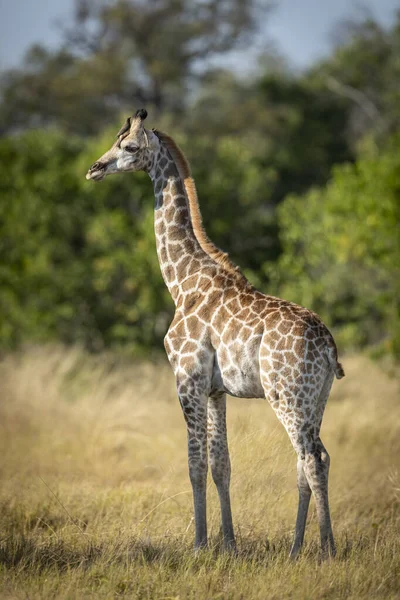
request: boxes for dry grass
[0,346,399,599]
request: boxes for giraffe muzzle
[86,161,106,181]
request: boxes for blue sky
[0,0,398,71]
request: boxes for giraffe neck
[149,144,214,303]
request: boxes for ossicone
[135,108,148,121]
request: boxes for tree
[309,12,400,145]
[0,0,270,136]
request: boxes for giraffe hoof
[320,547,336,561]
[194,541,208,553]
[223,540,237,555]
[289,546,301,561]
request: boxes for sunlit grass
[0,346,399,598]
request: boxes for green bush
[269,136,400,356]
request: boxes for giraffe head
[86,109,159,181]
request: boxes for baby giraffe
[86,109,344,559]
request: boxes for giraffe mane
[154,130,248,283]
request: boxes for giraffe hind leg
[290,369,336,559]
[288,431,335,560]
[302,437,335,558]
[265,368,336,559]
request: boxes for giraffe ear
[146,129,160,151]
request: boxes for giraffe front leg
[177,377,208,549]
[290,458,311,559]
[208,393,236,551]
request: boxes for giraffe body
[86,110,344,558]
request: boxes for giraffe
[86,109,344,559]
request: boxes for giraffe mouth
[86,169,106,181]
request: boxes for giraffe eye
[124,144,139,153]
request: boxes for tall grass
[0,346,399,598]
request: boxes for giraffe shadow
[0,532,365,575]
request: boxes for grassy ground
[0,346,399,599]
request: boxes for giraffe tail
[325,340,345,379]
[334,361,345,379]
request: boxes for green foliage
[270,135,400,356]
[0,6,399,357]
[0,129,171,353]
[0,130,84,346]
[186,69,351,271]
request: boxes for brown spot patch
[240,293,254,307]
[186,315,203,338]
[277,320,293,335]
[265,310,281,328]
[182,340,198,354]
[169,226,186,241]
